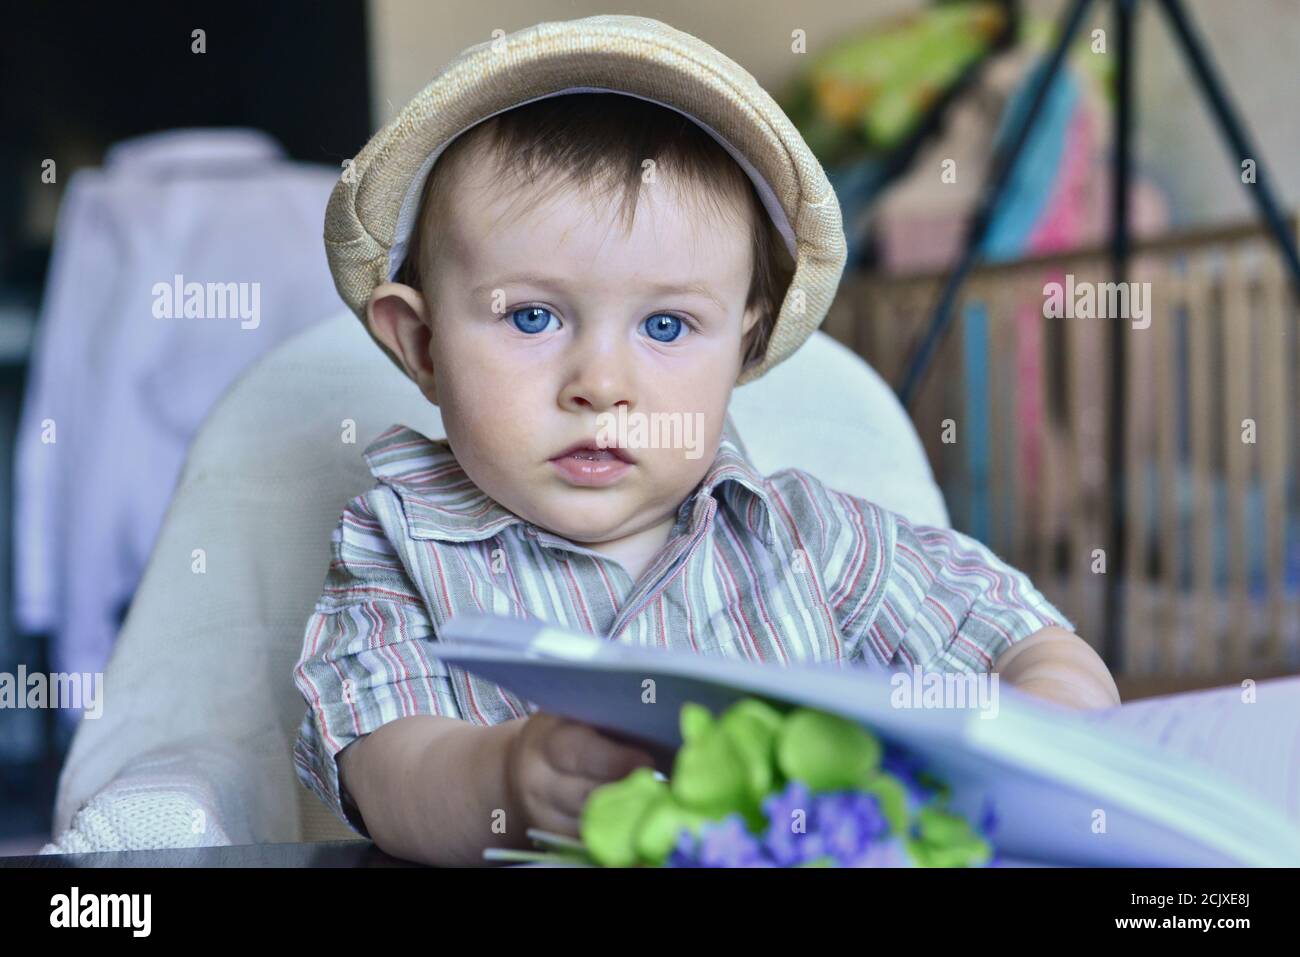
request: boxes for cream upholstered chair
[45,310,949,851]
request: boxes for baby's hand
[504,712,655,838]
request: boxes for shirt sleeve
[292,489,463,836]
[819,488,1074,673]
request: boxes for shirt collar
[361,412,779,547]
[105,129,285,176]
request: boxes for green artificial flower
[582,700,785,865]
[580,767,667,868]
[577,697,992,868]
[718,698,784,800]
[906,806,993,868]
[776,707,882,792]
[859,770,909,835]
[671,707,757,824]
[634,794,711,866]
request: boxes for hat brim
[324,14,847,383]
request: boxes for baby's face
[408,153,760,551]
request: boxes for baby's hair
[394,92,795,374]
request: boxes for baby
[293,22,1119,868]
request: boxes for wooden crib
[825,216,1300,680]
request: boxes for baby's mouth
[547,441,636,487]
[548,441,636,464]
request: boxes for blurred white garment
[39,744,246,853]
[14,129,341,716]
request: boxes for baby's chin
[516,495,672,545]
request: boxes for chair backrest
[52,311,948,845]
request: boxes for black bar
[0,858,1289,941]
[1104,0,1136,670]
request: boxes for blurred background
[1,0,1297,853]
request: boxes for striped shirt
[292,414,1071,834]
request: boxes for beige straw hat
[324,14,847,383]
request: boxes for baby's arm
[993,626,1121,709]
[795,475,1118,704]
[339,712,654,866]
[338,715,521,866]
[294,491,652,866]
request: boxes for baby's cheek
[438,349,523,416]
[647,441,717,497]
[448,392,527,458]
[652,363,734,418]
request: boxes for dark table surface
[0,839,423,868]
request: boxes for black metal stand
[895,0,1300,668]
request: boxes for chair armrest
[43,743,265,853]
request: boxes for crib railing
[824,216,1300,678]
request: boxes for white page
[1075,676,1300,825]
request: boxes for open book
[434,613,1300,866]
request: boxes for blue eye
[643,313,685,343]
[509,306,558,334]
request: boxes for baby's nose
[559,378,634,413]
[559,344,637,412]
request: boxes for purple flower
[845,836,912,868]
[668,816,777,868]
[813,791,891,861]
[760,780,820,866]
[978,798,999,839]
[661,759,983,868]
[667,830,702,868]
[762,778,813,824]
[665,791,923,867]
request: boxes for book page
[1075,676,1300,824]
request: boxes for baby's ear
[366,283,438,403]
[737,304,767,376]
